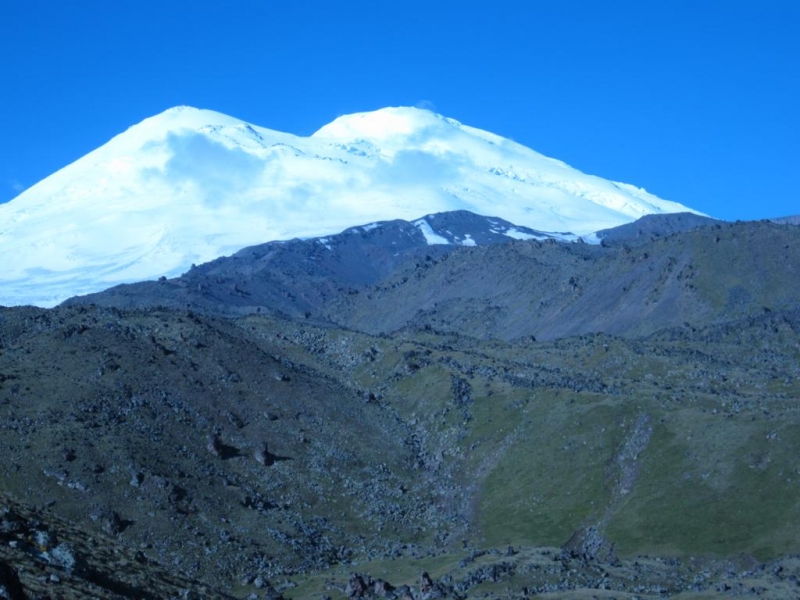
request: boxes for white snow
[0,105,702,307]
[414,219,451,245]
[581,233,603,245]
[461,234,477,247]
[545,232,582,243]
[503,228,539,241]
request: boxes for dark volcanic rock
[594,211,723,246]
[563,526,618,564]
[0,560,26,600]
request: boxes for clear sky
[1,0,798,220]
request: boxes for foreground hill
[2,300,800,597]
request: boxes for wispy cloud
[145,132,264,207]
[415,100,438,113]
[372,150,462,187]
[4,179,26,202]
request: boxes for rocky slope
[4,496,800,599]
[2,299,800,597]
[326,218,800,340]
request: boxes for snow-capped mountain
[0,106,699,307]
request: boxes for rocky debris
[419,571,451,599]
[259,582,285,600]
[254,441,275,466]
[450,376,472,408]
[390,585,412,600]
[612,413,653,498]
[33,529,57,551]
[345,572,369,598]
[90,507,129,536]
[337,571,454,600]
[0,496,234,599]
[372,578,394,597]
[0,510,25,541]
[323,550,800,600]
[563,526,618,564]
[419,571,433,591]
[206,432,223,458]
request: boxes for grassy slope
[235,309,800,562]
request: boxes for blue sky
[1,0,798,220]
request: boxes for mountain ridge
[65,211,800,343]
[62,210,594,318]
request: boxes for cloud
[2,180,25,202]
[152,132,264,206]
[415,99,438,113]
[371,149,462,187]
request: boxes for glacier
[0,106,700,307]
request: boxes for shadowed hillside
[327,219,800,340]
[66,214,800,343]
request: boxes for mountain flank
[68,213,800,342]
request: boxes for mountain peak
[147,105,230,121]
[120,106,245,142]
[312,106,458,141]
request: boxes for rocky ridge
[68,213,800,341]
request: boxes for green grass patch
[476,392,638,547]
[606,416,800,560]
